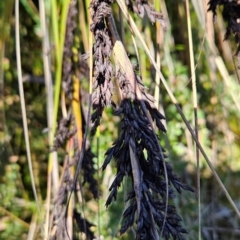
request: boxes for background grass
[0,0,240,239]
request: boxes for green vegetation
[1,0,240,239]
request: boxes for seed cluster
[103,99,194,239]
[90,0,115,135]
[208,0,240,67]
[81,149,99,199]
[62,1,78,99]
[52,0,195,239]
[126,0,166,28]
[53,114,76,150]
[73,209,95,239]
[52,2,99,238]
[50,159,74,240]
[88,0,194,239]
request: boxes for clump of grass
[89,0,194,239]
[50,1,98,239]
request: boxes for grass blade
[185,0,201,238]
[15,0,40,219]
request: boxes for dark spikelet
[126,0,166,29]
[50,159,73,240]
[73,209,95,240]
[62,0,78,99]
[79,57,90,81]
[208,0,230,18]
[90,0,114,135]
[208,0,240,67]
[90,104,104,136]
[82,149,99,199]
[53,114,76,150]
[74,90,99,199]
[103,99,194,239]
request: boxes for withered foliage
[90,0,115,135]
[53,114,76,150]
[103,99,194,239]
[53,115,98,200]
[50,160,96,240]
[82,148,99,199]
[62,1,78,99]
[87,0,194,239]
[208,0,240,67]
[52,1,98,239]
[50,159,73,240]
[126,0,166,28]
[52,0,194,239]
[116,66,160,110]
[73,209,95,240]
[56,0,98,198]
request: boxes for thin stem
[129,143,142,219]
[26,214,37,240]
[185,0,201,238]
[96,128,101,238]
[39,0,58,237]
[154,0,161,114]
[47,1,70,219]
[52,0,70,139]
[175,104,240,219]
[79,0,89,52]
[0,206,29,229]
[15,0,40,219]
